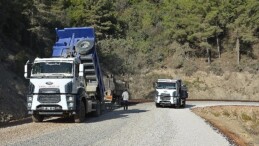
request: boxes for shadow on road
[0,117,32,128]
[43,117,75,123]
[185,104,196,109]
[86,108,149,123]
[42,105,148,124]
[44,102,194,123]
[157,104,196,109]
[0,102,195,126]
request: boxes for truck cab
[25,58,80,113]
[24,27,104,123]
[154,79,188,108]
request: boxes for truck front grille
[160,93,171,100]
[38,95,61,103]
[161,97,171,100]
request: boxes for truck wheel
[75,39,94,55]
[93,101,101,117]
[176,99,181,108]
[32,114,44,122]
[74,101,86,123]
[182,101,186,108]
[101,101,106,112]
[155,103,160,108]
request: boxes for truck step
[85,68,95,73]
[80,55,93,61]
[83,62,94,66]
[85,75,97,80]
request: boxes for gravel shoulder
[1,101,258,146]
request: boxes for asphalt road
[1,101,259,146]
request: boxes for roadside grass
[251,122,259,134]
[212,112,220,117]
[243,111,259,135]
[222,110,230,117]
[241,113,252,122]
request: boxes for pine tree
[66,0,118,39]
[227,0,258,64]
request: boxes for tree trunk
[216,34,221,58]
[206,47,211,64]
[206,39,211,64]
[236,37,240,64]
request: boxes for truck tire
[155,103,160,108]
[32,114,44,122]
[182,100,186,108]
[74,101,86,123]
[75,39,94,55]
[176,99,181,108]
[93,101,101,117]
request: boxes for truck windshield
[31,62,73,77]
[156,82,176,89]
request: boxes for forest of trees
[0,0,258,76]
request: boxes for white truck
[154,79,188,108]
[24,27,107,123]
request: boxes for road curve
[1,101,259,146]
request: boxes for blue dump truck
[24,27,109,123]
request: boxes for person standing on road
[122,89,129,110]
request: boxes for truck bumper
[159,101,173,106]
[28,110,76,116]
[155,96,176,106]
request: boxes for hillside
[127,51,259,101]
[0,64,27,123]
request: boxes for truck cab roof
[34,57,80,64]
[157,79,179,83]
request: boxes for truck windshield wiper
[50,73,65,76]
[31,74,47,78]
[49,73,73,78]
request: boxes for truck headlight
[27,103,32,107]
[173,97,177,103]
[66,96,75,110]
[66,96,74,102]
[27,96,33,101]
[68,96,74,101]
[68,103,74,108]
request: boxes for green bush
[223,110,230,117]
[241,113,252,122]
[212,112,220,117]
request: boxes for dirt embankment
[184,71,259,101]
[0,63,27,123]
[192,106,259,146]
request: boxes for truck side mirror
[153,82,157,88]
[24,60,32,79]
[24,64,28,79]
[79,64,84,77]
